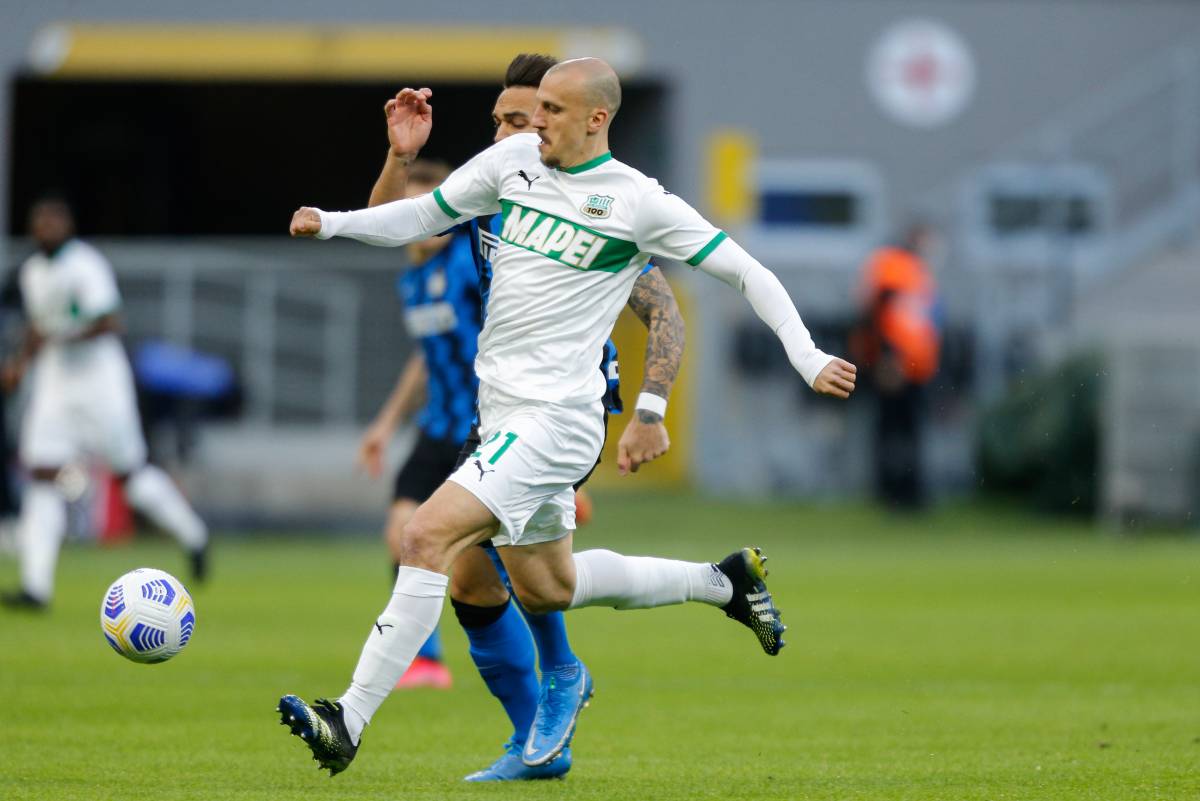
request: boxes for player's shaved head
[533,57,621,168]
[545,57,622,117]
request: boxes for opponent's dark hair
[407,159,453,187]
[504,53,558,89]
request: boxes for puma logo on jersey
[517,170,540,190]
[473,460,495,481]
[374,621,394,635]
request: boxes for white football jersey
[431,133,726,404]
[20,239,126,373]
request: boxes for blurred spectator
[852,224,942,509]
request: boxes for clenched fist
[617,413,670,475]
[290,207,322,237]
[812,358,857,399]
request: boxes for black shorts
[454,412,609,492]
[392,431,464,503]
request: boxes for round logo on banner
[867,19,975,129]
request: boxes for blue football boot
[521,661,594,766]
[465,740,572,781]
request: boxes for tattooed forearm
[626,266,686,400]
[637,409,663,425]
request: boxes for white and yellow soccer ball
[100,568,196,664]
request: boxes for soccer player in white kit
[278,58,857,776]
[0,198,209,610]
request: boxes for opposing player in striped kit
[279,57,856,777]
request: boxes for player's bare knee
[450,573,510,607]
[398,516,451,572]
[512,583,572,614]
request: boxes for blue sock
[483,544,579,674]
[520,609,578,676]
[453,597,538,746]
[416,625,443,661]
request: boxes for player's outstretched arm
[291,137,506,247]
[617,266,686,474]
[288,193,451,247]
[698,237,856,399]
[368,88,433,208]
[635,189,855,398]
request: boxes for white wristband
[635,392,668,418]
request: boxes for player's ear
[588,107,609,133]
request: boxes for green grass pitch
[2,494,1198,800]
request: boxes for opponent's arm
[616,267,686,475]
[357,353,428,479]
[367,88,434,208]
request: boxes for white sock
[569,549,733,610]
[124,465,208,550]
[18,482,67,602]
[339,566,448,744]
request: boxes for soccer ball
[100,568,196,664]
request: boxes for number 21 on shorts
[471,431,519,465]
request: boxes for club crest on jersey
[581,194,614,219]
[426,268,447,298]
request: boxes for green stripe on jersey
[686,231,728,266]
[432,187,461,220]
[558,151,613,175]
[499,200,640,273]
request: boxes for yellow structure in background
[27,24,643,81]
[706,130,757,226]
[590,275,694,491]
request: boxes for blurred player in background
[281,56,854,778]
[0,197,209,610]
[354,54,686,780]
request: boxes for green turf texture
[2,495,1197,800]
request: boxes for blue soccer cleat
[465,741,572,781]
[521,661,594,767]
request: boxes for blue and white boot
[465,740,572,781]
[522,661,593,766]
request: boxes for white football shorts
[447,381,605,546]
[21,346,147,474]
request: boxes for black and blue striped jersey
[396,231,482,444]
